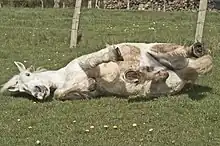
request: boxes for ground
[0,8,220,146]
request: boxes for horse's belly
[96,77,150,96]
[96,70,186,97]
[95,61,142,96]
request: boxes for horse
[0,42,213,101]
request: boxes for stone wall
[0,0,216,10]
[105,0,216,11]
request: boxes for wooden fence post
[195,0,208,42]
[70,0,82,48]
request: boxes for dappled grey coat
[55,42,213,100]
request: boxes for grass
[0,8,220,146]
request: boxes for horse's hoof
[191,42,207,58]
[114,47,124,61]
[154,70,169,82]
[88,78,97,91]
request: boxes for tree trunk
[62,2,65,8]
[103,0,106,9]
[54,0,60,8]
[40,0,44,8]
[88,0,92,8]
[163,0,166,12]
[95,0,100,8]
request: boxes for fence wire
[0,19,219,33]
[0,8,219,38]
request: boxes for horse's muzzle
[34,85,49,100]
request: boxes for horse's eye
[25,73,30,76]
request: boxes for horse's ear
[105,43,110,47]
[112,45,117,49]
[14,61,26,72]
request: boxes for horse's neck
[35,68,66,89]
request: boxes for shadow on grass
[9,92,54,103]
[5,83,213,103]
[128,83,213,103]
[178,83,213,100]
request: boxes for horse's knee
[153,70,169,82]
[54,89,90,101]
[54,89,65,100]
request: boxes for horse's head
[1,61,50,100]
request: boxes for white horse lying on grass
[0,42,213,101]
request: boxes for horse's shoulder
[117,44,141,61]
[150,43,183,53]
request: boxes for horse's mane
[28,65,47,73]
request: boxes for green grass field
[0,8,220,146]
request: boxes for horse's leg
[176,55,212,84]
[76,46,123,71]
[147,55,212,96]
[188,55,212,75]
[125,70,177,100]
[146,42,210,71]
[55,90,99,101]
[139,69,183,96]
[173,54,212,92]
[54,78,97,100]
[148,70,186,96]
[56,46,123,100]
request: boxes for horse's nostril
[35,86,42,92]
[35,85,48,93]
[42,86,48,92]
[44,86,48,92]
